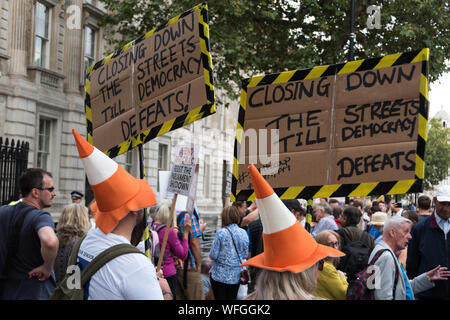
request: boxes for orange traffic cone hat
[72,129,156,234]
[241,165,344,273]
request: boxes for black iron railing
[0,138,29,205]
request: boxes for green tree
[98,0,450,100]
[424,118,450,190]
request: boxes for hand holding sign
[183,214,192,236]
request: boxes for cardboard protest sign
[231,49,429,201]
[160,170,198,214]
[167,145,199,212]
[158,171,172,201]
[84,3,215,158]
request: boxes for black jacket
[406,213,450,300]
[337,225,375,250]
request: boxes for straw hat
[368,211,388,226]
[72,129,156,234]
[241,165,344,273]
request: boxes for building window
[158,144,168,191]
[34,2,51,68]
[124,150,133,174]
[37,118,52,170]
[84,26,96,79]
[204,154,211,198]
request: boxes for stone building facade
[0,0,237,223]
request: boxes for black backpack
[347,248,399,300]
[338,230,372,281]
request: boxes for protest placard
[231,49,429,201]
[84,3,215,158]
[160,171,194,211]
[168,145,198,194]
[167,145,199,212]
[157,146,198,273]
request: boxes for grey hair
[154,199,172,225]
[314,202,333,215]
[148,204,160,222]
[383,216,412,234]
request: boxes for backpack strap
[79,244,145,287]
[368,248,390,265]
[225,227,243,265]
[155,224,166,232]
[68,234,87,267]
[368,248,400,300]
[153,224,170,263]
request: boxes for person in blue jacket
[407,185,450,300]
[209,206,249,300]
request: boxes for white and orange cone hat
[72,129,156,234]
[241,165,344,273]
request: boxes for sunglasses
[37,187,55,192]
[327,241,339,248]
[318,259,324,271]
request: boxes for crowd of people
[0,129,449,300]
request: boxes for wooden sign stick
[156,193,178,273]
[173,202,177,229]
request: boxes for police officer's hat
[71,191,84,200]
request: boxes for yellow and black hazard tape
[84,3,215,159]
[231,49,429,201]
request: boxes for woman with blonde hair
[313,230,348,300]
[247,262,324,300]
[54,203,90,286]
[243,165,344,300]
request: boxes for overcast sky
[429,71,449,118]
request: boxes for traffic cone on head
[241,164,344,273]
[72,129,156,234]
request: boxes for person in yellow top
[314,230,348,300]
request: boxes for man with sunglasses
[0,168,58,299]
